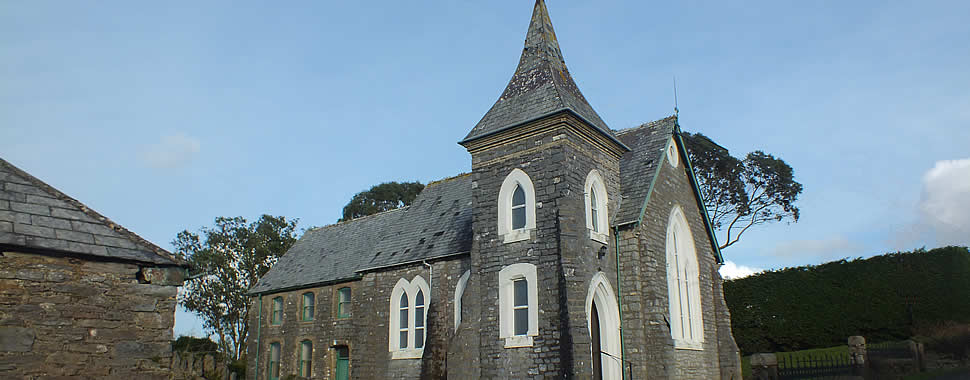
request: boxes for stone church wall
[467,120,625,379]
[249,279,359,380]
[469,127,571,378]
[621,144,742,379]
[0,250,182,379]
[248,256,469,380]
[354,257,468,379]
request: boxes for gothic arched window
[585,170,609,243]
[511,185,526,230]
[666,205,703,349]
[498,169,536,243]
[389,276,431,359]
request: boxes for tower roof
[461,0,620,145]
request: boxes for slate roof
[614,116,678,227]
[249,174,473,294]
[461,0,621,147]
[0,158,183,266]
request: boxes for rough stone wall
[171,350,222,380]
[0,250,182,379]
[712,263,743,379]
[615,227,664,379]
[621,142,741,379]
[447,266,481,380]
[354,258,468,379]
[247,256,469,380]
[467,117,622,379]
[248,279,360,380]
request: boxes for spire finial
[673,76,680,116]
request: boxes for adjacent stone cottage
[248,1,743,379]
[0,158,187,379]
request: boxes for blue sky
[2,1,968,338]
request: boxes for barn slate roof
[0,158,183,266]
[249,174,474,294]
[460,0,622,148]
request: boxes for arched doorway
[586,273,622,380]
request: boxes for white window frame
[454,270,470,332]
[498,263,538,348]
[666,137,679,168]
[498,169,536,243]
[584,170,610,243]
[666,205,704,350]
[389,276,431,359]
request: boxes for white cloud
[140,132,201,169]
[720,261,763,279]
[770,235,861,259]
[919,158,970,245]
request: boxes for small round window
[666,139,679,168]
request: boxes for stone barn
[248,1,743,379]
[0,158,187,379]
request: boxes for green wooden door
[335,346,349,380]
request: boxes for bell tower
[459,1,629,377]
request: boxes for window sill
[503,335,534,348]
[502,229,531,244]
[589,230,609,244]
[673,339,704,351]
[391,348,424,360]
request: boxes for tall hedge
[724,246,970,354]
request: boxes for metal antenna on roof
[673,76,680,117]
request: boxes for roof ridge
[319,173,473,231]
[0,158,183,266]
[615,115,679,136]
[325,205,410,229]
[320,173,472,231]
[425,172,471,187]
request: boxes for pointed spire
[462,0,621,147]
[516,0,567,75]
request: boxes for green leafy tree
[682,132,803,249]
[340,181,424,221]
[173,215,299,361]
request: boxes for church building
[248,1,742,379]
